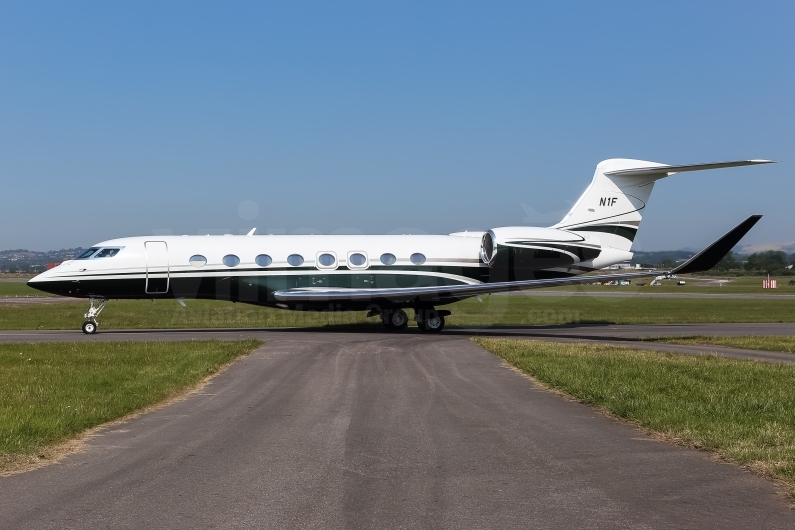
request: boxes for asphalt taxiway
[1,326,794,529]
[2,322,794,363]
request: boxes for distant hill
[0,248,85,273]
[738,242,795,254]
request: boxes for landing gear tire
[381,309,409,330]
[389,309,408,330]
[82,321,97,334]
[416,309,445,333]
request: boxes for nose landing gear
[82,298,108,334]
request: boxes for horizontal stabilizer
[604,160,774,178]
[672,215,762,275]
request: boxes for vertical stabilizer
[552,158,773,252]
[552,159,665,251]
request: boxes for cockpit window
[77,248,100,259]
[94,248,122,258]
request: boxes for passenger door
[145,241,169,294]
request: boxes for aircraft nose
[27,270,59,295]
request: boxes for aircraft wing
[272,215,761,304]
[273,269,662,304]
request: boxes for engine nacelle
[480,226,603,281]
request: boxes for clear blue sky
[1,1,792,251]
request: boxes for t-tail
[553,158,774,252]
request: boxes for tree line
[712,251,795,275]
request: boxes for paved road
[2,322,794,363]
[2,334,793,529]
[0,296,71,305]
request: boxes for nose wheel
[82,298,108,334]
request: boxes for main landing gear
[374,307,450,333]
[415,308,449,333]
[82,297,108,334]
[381,308,409,330]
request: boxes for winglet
[671,215,762,275]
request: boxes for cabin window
[410,253,426,265]
[287,254,304,267]
[255,254,272,267]
[380,253,396,265]
[317,253,336,268]
[189,255,207,268]
[223,254,240,267]
[348,252,367,268]
[94,248,122,258]
[77,248,100,259]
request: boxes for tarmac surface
[0,296,73,305]
[1,326,795,528]
[2,322,794,363]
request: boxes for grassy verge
[448,295,795,326]
[0,281,54,297]
[473,338,795,494]
[2,295,795,330]
[644,336,795,354]
[0,340,261,473]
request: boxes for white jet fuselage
[27,157,771,333]
[30,227,627,310]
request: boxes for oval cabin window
[222,254,240,267]
[189,255,207,268]
[318,253,336,267]
[349,253,367,267]
[410,253,426,265]
[287,254,304,267]
[255,254,272,267]
[380,253,396,265]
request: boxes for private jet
[28,158,773,333]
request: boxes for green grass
[644,336,795,354]
[0,280,53,297]
[448,295,795,326]
[474,338,795,493]
[0,340,261,472]
[2,294,795,330]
